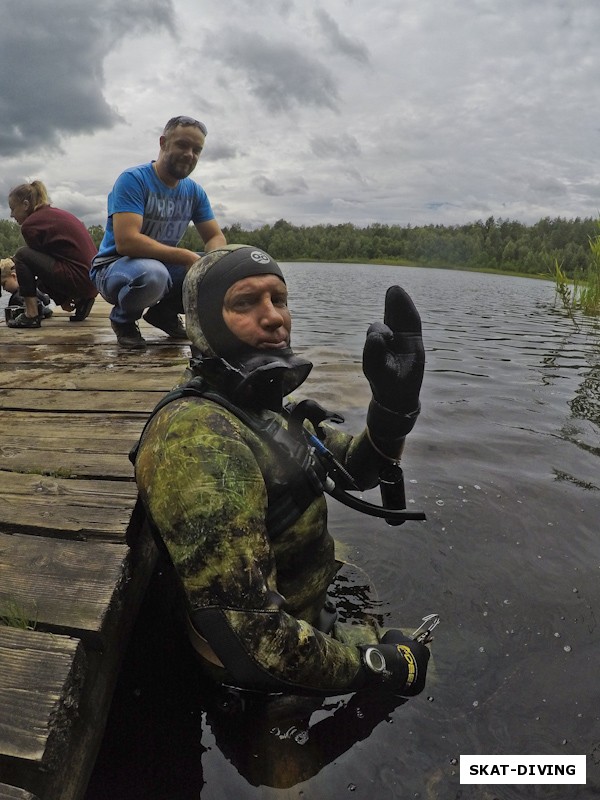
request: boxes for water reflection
[87,264,600,799]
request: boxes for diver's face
[222,275,291,349]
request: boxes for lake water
[77,262,599,799]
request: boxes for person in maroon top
[7,180,98,328]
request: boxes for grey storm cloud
[314,9,370,64]
[310,134,362,159]
[2,0,600,229]
[253,175,309,196]
[0,0,175,157]
[204,29,339,113]
[202,141,239,161]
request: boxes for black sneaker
[143,307,188,339]
[69,297,96,322]
[111,320,147,349]
[7,312,41,329]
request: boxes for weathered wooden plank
[0,412,144,450]
[0,627,86,771]
[0,367,184,392]
[0,412,145,478]
[0,330,114,349]
[0,450,133,480]
[39,530,158,800]
[1,340,188,370]
[0,470,137,504]
[1,318,189,345]
[0,472,137,540]
[0,533,130,646]
[0,782,40,799]
[0,342,189,364]
[0,389,157,414]
[0,341,189,366]
[1,307,173,330]
[0,421,174,482]
[0,530,157,800]
[0,412,144,479]
[0,296,170,798]
[0,412,147,438]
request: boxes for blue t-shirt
[95,162,215,261]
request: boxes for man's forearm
[203,232,227,252]
[116,230,199,266]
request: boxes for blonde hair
[0,258,16,285]
[8,180,51,212]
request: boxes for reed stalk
[551,225,600,318]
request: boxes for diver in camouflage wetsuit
[134,244,430,697]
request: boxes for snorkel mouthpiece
[190,351,312,411]
[232,351,313,410]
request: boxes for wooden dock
[0,300,190,800]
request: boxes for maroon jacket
[20,206,97,303]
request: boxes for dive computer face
[364,646,386,674]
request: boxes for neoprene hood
[183,245,313,408]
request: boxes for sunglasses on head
[164,116,208,137]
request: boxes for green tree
[87,225,105,248]
[2,213,600,279]
[0,219,24,257]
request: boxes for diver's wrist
[366,427,405,462]
[367,399,420,443]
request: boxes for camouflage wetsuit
[135,389,388,696]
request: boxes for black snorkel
[287,399,426,526]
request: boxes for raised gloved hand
[359,630,430,696]
[362,286,424,452]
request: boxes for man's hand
[360,633,430,696]
[363,286,424,449]
[180,249,203,268]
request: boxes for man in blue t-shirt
[92,115,226,349]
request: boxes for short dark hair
[163,116,207,137]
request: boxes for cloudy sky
[2,0,599,232]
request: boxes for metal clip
[411,613,440,643]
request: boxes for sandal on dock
[7,312,41,329]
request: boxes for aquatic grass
[551,259,579,328]
[578,232,600,315]
[0,598,37,630]
[551,226,600,320]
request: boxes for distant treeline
[2,215,599,278]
